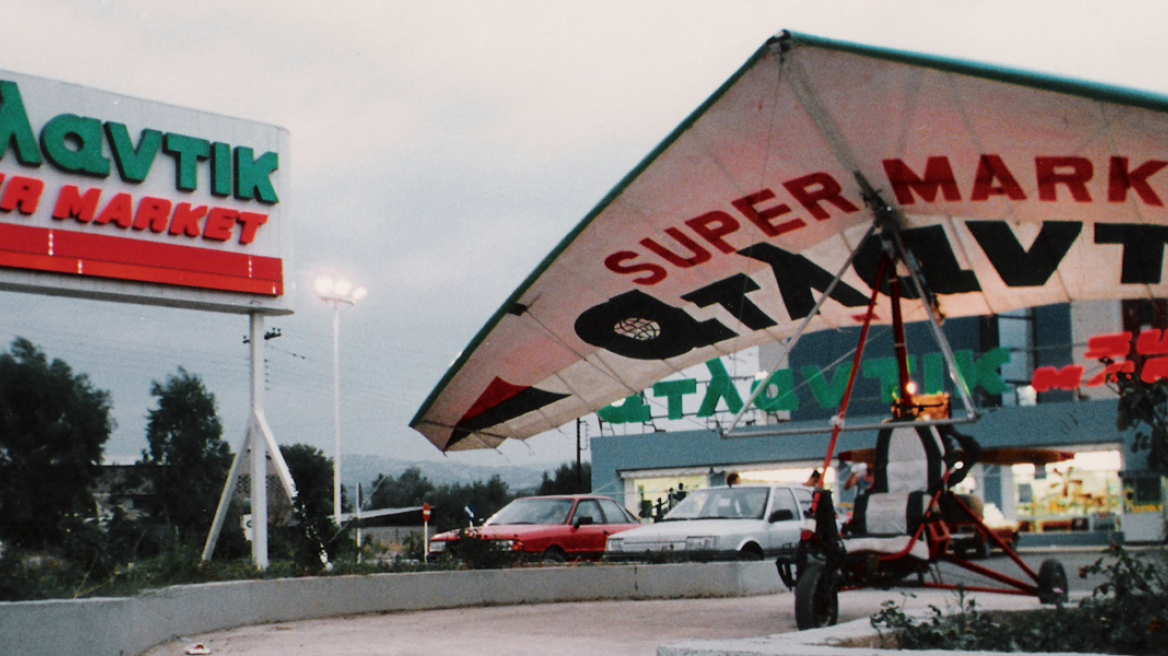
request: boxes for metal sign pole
[203,312,298,569]
[248,312,269,570]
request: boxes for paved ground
[142,549,1106,656]
[142,588,1046,656]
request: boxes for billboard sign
[0,70,290,314]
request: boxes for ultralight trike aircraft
[774,240,1070,628]
[411,30,1168,627]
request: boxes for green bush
[401,531,427,562]
[871,546,1168,655]
[871,589,1083,652]
[2,522,473,601]
[631,549,688,565]
[1076,546,1168,655]
[0,550,72,601]
[442,529,519,570]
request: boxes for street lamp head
[314,276,334,297]
[315,275,366,304]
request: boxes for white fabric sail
[412,31,1168,451]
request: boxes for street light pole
[330,300,342,520]
[316,276,366,522]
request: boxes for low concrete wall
[0,562,780,656]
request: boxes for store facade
[590,300,1168,546]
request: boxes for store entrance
[1012,449,1123,536]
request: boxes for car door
[565,499,610,557]
[765,487,805,557]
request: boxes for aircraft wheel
[795,563,839,630]
[1037,559,1068,604]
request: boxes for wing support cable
[723,221,878,435]
[858,174,980,424]
[724,180,979,439]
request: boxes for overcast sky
[1,0,1166,471]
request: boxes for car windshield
[663,487,769,521]
[484,498,575,526]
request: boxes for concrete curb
[0,561,781,656]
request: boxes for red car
[428,494,641,562]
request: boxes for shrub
[1076,546,1168,655]
[401,531,427,562]
[442,529,519,570]
[871,546,1168,655]
[871,589,1085,652]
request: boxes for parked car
[605,485,812,562]
[428,494,642,562]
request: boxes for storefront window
[1012,450,1122,532]
[1126,475,1165,511]
[633,474,708,521]
[1120,473,1167,542]
[626,466,833,521]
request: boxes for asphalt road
[140,549,1123,656]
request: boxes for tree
[138,368,230,543]
[275,443,350,568]
[430,475,513,532]
[536,462,592,495]
[367,466,435,510]
[281,443,334,521]
[0,338,113,548]
[1114,370,1168,475]
[360,468,515,532]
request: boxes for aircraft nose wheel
[1037,559,1069,604]
[795,563,840,630]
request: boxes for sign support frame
[201,311,298,570]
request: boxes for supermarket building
[590,299,1168,546]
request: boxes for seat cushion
[843,534,930,559]
[874,425,946,494]
[849,491,929,536]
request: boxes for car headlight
[492,539,518,551]
[607,537,624,552]
[685,536,718,551]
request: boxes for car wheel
[794,563,838,630]
[542,548,567,564]
[1037,559,1068,604]
[974,536,991,560]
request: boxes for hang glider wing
[412,30,1168,452]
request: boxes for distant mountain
[342,454,563,495]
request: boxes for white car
[605,485,813,562]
